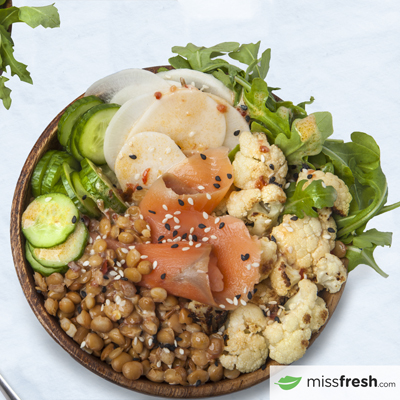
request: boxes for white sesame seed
[119,270,125,277]
[203,212,209,220]
[190,227,194,234]
[233,297,238,306]
[288,246,293,254]
[100,304,104,311]
[210,235,217,240]
[115,296,121,305]
[261,155,266,163]
[90,249,95,255]
[80,341,86,348]
[83,261,90,267]
[139,336,144,342]
[267,310,271,317]
[219,304,226,309]
[164,348,170,354]
[206,193,212,200]
[162,218,168,224]
[174,211,181,216]
[323,234,331,240]
[140,255,148,259]
[165,213,173,219]
[202,237,209,242]
[165,147,171,154]
[45,197,52,202]
[139,214,144,219]
[114,276,121,280]
[246,265,251,270]
[268,301,277,305]
[174,340,177,347]
[322,182,327,188]
[120,248,129,254]
[129,246,136,250]
[240,299,247,306]
[102,235,107,239]
[189,131,196,137]
[215,218,220,224]
[189,241,193,246]
[174,217,180,223]
[285,226,294,233]
[182,247,190,251]
[81,269,86,273]
[96,235,101,240]
[195,243,202,248]
[106,299,111,305]
[226,298,233,304]
[89,237,93,244]
[173,237,181,242]
[153,261,158,269]
[204,227,211,233]
[268,320,274,325]
[134,173,140,180]
[162,240,166,243]
[243,287,247,294]
[162,204,168,211]
[188,197,194,205]
[280,206,285,212]
[304,274,308,280]
[174,225,181,230]
[116,261,121,267]
[149,338,153,346]
[197,270,206,273]
[277,308,282,316]
[148,147,154,153]
[133,337,138,346]
[252,263,260,267]
[285,182,290,189]
[167,239,173,242]
[198,185,205,190]
[179,349,184,355]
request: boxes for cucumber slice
[21,193,79,248]
[98,164,120,189]
[69,123,84,162]
[61,163,101,218]
[31,150,56,197]
[71,171,102,218]
[74,103,120,165]
[52,181,68,195]
[29,221,88,268]
[25,242,67,277]
[80,158,127,213]
[41,152,80,195]
[58,95,104,147]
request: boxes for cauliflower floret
[264,279,329,364]
[269,257,301,297]
[220,304,269,373]
[232,131,288,189]
[226,189,261,219]
[251,279,283,309]
[313,253,347,293]
[271,214,335,270]
[187,301,228,334]
[259,237,278,280]
[297,170,352,216]
[310,297,329,333]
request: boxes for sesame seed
[136,185,143,191]
[129,154,137,159]
[323,234,331,239]
[234,130,240,136]
[271,235,276,242]
[148,147,154,153]
[121,248,129,254]
[162,240,166,243]
[148,338,153,347]
[134,173,140,180]
[269,176,276,183]
[174,225,181,229]
[200,154,207,160]
[174,217,180,223]
[89,238,93,244]
[179,349,184,355]
[83,261,90,267]
[133,337,138,346]
[120,270,125,277]
[153,261,158,269]
[139,336,144,342]
[215,176,221,182]
[165,214,173,219]
[226,298,233,304]
[164,348,170,354]
[161,273,166,280]
[261,155,266,163]
[190,227,194,233]
[198,185,205,190]
[116,261,121,267]
[210,235,217,240]
[304,274,308,279]
[165,223,171,230]
[269,164,275,170]
[165,147,171,154]
[213,183,220,189]
[243,286,247,294]
[248,291,253,300]
[173,237,181,242]
[72,215,77,224]
[129,245,136,250]
[195,243,202,248]
[171,244,179,248]
[285,182,290,189]
[189,131,196,137]
[204,227,211,233]
[233,297,238,306]
[241,253,250,261]
[240,299,247,306]
[203,212,209,220]
[172,230,178,237]
[288,246,293,254]
[246,265,251,270]
[188,198,194,205]
[81,269,86,273]
[291,216,298,221]
[102,234,107,239]
[157,236,164,242]
[162,204,168,211]
[202,237,209,242]
[219,222,225,229]
[280,206,285,213]
[189,241,193,246]
[114,276,121,281]
[227,173,232,179]
[162,218,168,224]
[328,227,335,233]
[192,235,197,241]
[307,174,313,179]
[252,262,260,267]
[219,304,226,309]
[322,182,327,188]
[268,301,277,305]
[178,199,184,206]
[80,341,86,348]
[206,193,211,200]
[140,255,148,259]
[285,226,294,233]
[182,247,190,251]
[215,217,220,224]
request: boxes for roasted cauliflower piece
[313,253,347,293]
[264,279,329,364]
[297,169,352,216]
[269,256,301,297]
[220,304,269,373]
[251,279,283,309]
[187,301,228,335]
[232,131,288,189]
[259,237,278,281]
[226,189,261,219]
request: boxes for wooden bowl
[10,66,346,398]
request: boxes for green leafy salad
[0,1,60,109]
[168,41,400,278]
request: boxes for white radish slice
[128,88,226,152]
[157,69,235,105]
[103,92,157,171]
[85,68,168,103]
[110,80,171,105]
[115,132,186,202]
[207,93,250,150]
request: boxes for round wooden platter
[10,66,346,398]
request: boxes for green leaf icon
[274,375,302,390]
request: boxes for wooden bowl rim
[10,65,345,398]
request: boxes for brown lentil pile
[34,205,240,386]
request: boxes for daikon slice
[207,93,250,150]
[128,88,226,152]
[157,69,235,105]
[85,68,168,103]
[111,81,171,105]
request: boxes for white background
[1,1,399,399]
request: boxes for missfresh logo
[275,376,302,390]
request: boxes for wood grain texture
[10,65,346,398]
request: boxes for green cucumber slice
[61,163,101,219]
[71,171,102,218]
[80,158,127,213]
[69,124,84,162]
[98,164,120,189]
[25,242,67,276]
[29,221,88,268]
[58,95,104,147]
[21,193,79,248]
[41,152,80,195]
[31,150,56,197]
[52,181,68,195]
[75,103,120,165]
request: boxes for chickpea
[107,347,123,363]
[179,308,193,325]
[85,332,104,352]
[208,362,224,382]
[48,290,66,301]
[118,232,135,244]
[116,215,130,229]
[44,298,58,316]
[91,316,113,333]
[73,326,89,345]
[89,304,105,319]
[142,319,158,336]
[141,359,151,375]
[125,249,141,268]
[186,323,202,333]
[139,347,150,361]
[150,287,167,303]
[77,270,92,285]
[59,297,75,314]
[157,328,175,345]
[85,294,96,310]
[146,369,164,383]
[332,240,347,258]
[191,349,209,368]
[46,273,64,286]
[138,297,155,312]
[134,219,147,233]
[111,352,133,373]
[164,367,186,385]
[167,313,183,334]
[93,239,107,253]
[99,218,111,236]
[125,311,142,325]
[101,343,114,361]
[164,295,178,308]
[119,324,142,339]
[68,282,83,292]
[65,269,80,280]
[119,280,136,298]
[174,347,190,361]
[137,260,152,275]
[187,369,209,385]
[122,361,143,380]
[224,368,240,379]
[172,358,186,368]
[126,205,140,217]
[108,328,126,346]
[115,247,127,262]
[177,331,192,348]
[65,291,81,304]
[88,254,103,268]
[160,349,175,366]
[131,338,144,354]
[125,268,142,283]
[110,225,120,240]
[57,310,74,320]
[76,310,92,330]
[207,337,224,357]
[191,332,210,350]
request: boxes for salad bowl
[10,65,346,398]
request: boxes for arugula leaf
[228,144,240,163]
[0,75,11,109]
[18,5,60,28]
[283,180,337,218]
[0,0,6,7]
[0,7,20,29]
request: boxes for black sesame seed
[36,289,42,294]
[171,244,179,248]
[80,217,85,223]
[173,230,178,237]
[82,195,87,200]
[161,273,166,280]
[132,358,141,361]
[293,173,299,180]
[113,184,117,188]
[200,154,207,160]
[247,221,255,227]
[240,104,248,110]
[219,222,225,229]
[254,288,258,293]
[261,363,267,371]
[274,316,280,323]
[165,224,171,231]
[77,305,82,314]
[312,207,318,212]
[307,174,313,179]
[195,380,201,387]
[227,173,232,179]
[148,210,156,214]
[198,224,206,229]
[245,115,250,122]
[269,176,276,184]
[328,227,336,233]
[121,277,128,281]
[81,290,87,298]
[129,154,137,159]
[72,215,77,224]
[241,253,250,261]
[158,235,164,242]
[262,310,267,317]
[178,199,184,206]
[291,216,299,221]
[269,164,275,170]
[103,275,109,280]
[164,343,176,352]
[233,130,240,136]
[235,294,241,299]
[215,360,219,367]
[271,235,276,242]
[302,163,310,170]
[213,183,221,189]
[215,176,221,182]
[175,337,182,342]
[182,233,188,240]
[137,186,143,191]
[248,292,253,300]
[192,235,198,242]
[102,286,107,293]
